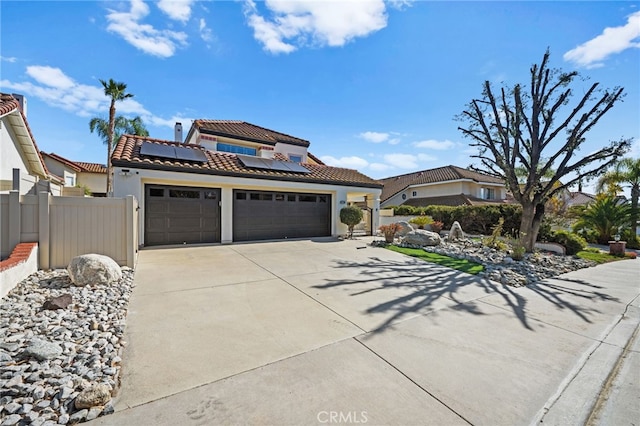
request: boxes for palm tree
[597,157,640,241]
[90,115,149,149]
[100,79,133,196]
[573,194,631,244]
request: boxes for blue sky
[1,1,639,190]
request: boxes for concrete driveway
[94,238,640,425]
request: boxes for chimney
[174,122,183,143]
[12,93,27,117]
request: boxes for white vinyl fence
[0,192,138,269]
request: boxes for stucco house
[112,120,382,246]
[380,165,507,208]
[41,152,107,197]
[0,93,61,195]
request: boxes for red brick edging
[0,243,38,272]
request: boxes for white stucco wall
[274,142,307,162]
[78,172,107,194]
[42,157,75,184]
[113,166,381,245]
[382,180,506,207]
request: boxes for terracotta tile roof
[112,135,382,189]
[0,93,20,116]
[42,152,107,174]
[1,93,50,179]
[403,194,509,207]
[567,191,595,207]
[74,161,107,174]
[191,120,310,148]
[379,165,504,203]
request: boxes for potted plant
[379,223,401,243]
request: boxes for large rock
[43,293,72,310]
[23,338,62,361]
[74,384,112,409]
[449,221,465,240]
[403,229,441,247]
[67,254,122,287]
[394,221,414,237]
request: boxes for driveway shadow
[312,255,620,333]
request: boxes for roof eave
[6,112,47,178]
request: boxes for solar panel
[283,162,310,173]
[238,155,270,169]
[174,146,208,162]
[268,160,293,172]
[140,142,177,159]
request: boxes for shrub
[339,206,363,239]
[626,252,637,260]
[430,220,444,234]
[510,238,526,261]
[379,223,401,243]
[622,231,640,249]
[548,230,587,255]
[572,194,631,244]
[409,215,434,229]
[483,218,507,251]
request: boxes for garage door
[145,185,221,246]
[233,190,331,242]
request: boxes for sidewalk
[90,241,639,425]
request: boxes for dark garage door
[145,185,221,246]
[233,190,331,242]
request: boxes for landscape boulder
[67,254,122,287]
[74,384,112,409]
[23,338,62,361]
[43,293,72,310]
[403,229,441,247]
[394,221,414,237]
[449,221,465,240]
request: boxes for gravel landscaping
[0,268,134,425]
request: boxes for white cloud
[383,153,435,169]
[369,162,392,171]
[388,138,400,145]
[564,11,640,68]
[413,139,456,150]
[360,131,389,143]
[106,0,188,58]
[386,0,413,10]
[244,0,388,54]
[1,65,185,127]
[157,0,195,23]
[199,18,213,44]
[320,155,369,169]
[1,56,17,63]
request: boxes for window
[412,191,417,197]
[236,192,247,200]
[402,194,407,200]
[204,191,217,200]
[275,194,285,201]
[289,154,303,163]
[250,193,260,200]
[287,194,296,202]
[169,189,200,199]
[482,188,495,200]
[64,173,75,187]
[149,188,164,197]
[299,195,316,202]
[217,143,257,156]
[318,195,327,203]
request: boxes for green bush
[339,206,363,239]
[409,215,434,228]
[389,204,521,236]
[548,230,587,255]
[622,231,640,249]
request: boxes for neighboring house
[380,165,507,208]
[0,93,62,195]
[41,152,107,197]
[112,120,382,246]
[564,191,595,209]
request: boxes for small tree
[340,206,363,239]
[597,157,640,241]
[458,50,631,251]
[573,194,631,244]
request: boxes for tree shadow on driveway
[312,256,620,333]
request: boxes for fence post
[8,190,21,251]
[125,195,135,268]
[38,191,51,270]
[12,169,20,192]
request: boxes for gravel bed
[0,268,134,425]
[373,238,597,287]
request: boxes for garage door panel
[145,185,221,246]
[233,190,330,242]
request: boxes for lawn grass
[576,250,636,264]
[386,245,484,275]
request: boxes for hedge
[387,204,522,236]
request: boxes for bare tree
[458,50,631,251]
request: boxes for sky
[1,1,639,192]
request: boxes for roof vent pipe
[175,122,183,143]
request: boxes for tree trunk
[106,101,116,196]
[631,183,639,240]
[519,202,536,252]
